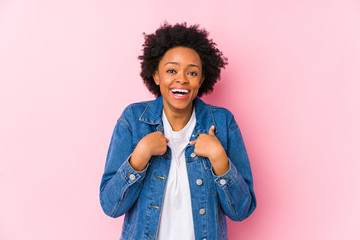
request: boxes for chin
[167,98,192,111]
[172,102,191,110]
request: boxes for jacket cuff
[212,159,237,189]
[118,156,149,184]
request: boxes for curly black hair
[138,22,228,97]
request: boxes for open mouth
[170,88,190,99]
[170,88,189,96]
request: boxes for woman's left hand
[190,126,230,176]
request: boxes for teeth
[171,89,189,94]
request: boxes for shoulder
[207,104,234,117]
[203,103,239,132]
[117,100,153,123]
[201,101,235,121]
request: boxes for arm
[99,114,148,218]
[190,119,256,221]
[212,119,257,221]
[99,108,169,218]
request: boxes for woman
[100,22,256,240]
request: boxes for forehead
[159,47,202,66]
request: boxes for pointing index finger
[209,125,215,136]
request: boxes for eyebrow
[165,62,200,69]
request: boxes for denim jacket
[100,96,256,240]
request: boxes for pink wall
[1,0,359,239]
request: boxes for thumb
[209,125,215,136]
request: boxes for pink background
[1,0,359,239]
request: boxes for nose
[176,71,189,84]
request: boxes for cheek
[159,85,167,94]
[158,78,169,89]
[191,85,202,96]
[194,79,203,89]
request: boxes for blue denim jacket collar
[139,96,218,135]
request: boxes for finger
[209,125,215,136]
[166,138,170,143]
[189,139,196,145]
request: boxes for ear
[153,70,160,86]
[200,75,205,85]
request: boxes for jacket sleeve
[212,117,256,221]
[99,108,148,218]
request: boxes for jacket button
[196,179,203,185]
[220,179,226,185]
[199,208,205,215]
[191,152,196,158]
[129,174,136,180]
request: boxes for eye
[188,71,198,76]
[166,69,176,74]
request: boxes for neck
[163,103,193,131]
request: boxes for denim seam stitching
[119,118,132,133]
[223,188,241,221]
[144,165,155,238]
[228,123,239,133]
[208,106,217,132]
[223,169,241,221]
[110,170,131,217]
[139,102,151,123]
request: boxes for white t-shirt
[157,108,196,240]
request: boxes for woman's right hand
[129,131,169,171]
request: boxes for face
[153,47,205,114]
